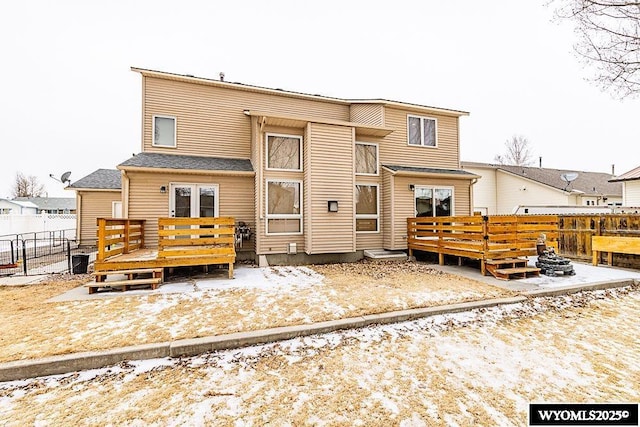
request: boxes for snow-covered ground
[2,285,639,426]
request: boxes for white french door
[169,184,219,239]
[170,184,219,219]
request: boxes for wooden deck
[407,215,559,278]
[92,217,237,292]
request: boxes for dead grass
[0,260,515,363]
[2,288,638,426]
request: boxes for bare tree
[552,0,640,98]
[494,135,535,166]
[11,172,46,198]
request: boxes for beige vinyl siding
[143,77,350,159]
[77,190,122,247]
[381,107,460,170]
[495,171,569,214]
[126,171,254,248]
[623,181,640,206]
[390,176,471,249]
[305,123,356,254]
[463,166,497,214]
[350,104,384,126]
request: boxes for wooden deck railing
[96,218,145,262]
[158,216,236,278]
[407,215,559,273]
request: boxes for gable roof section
[383,165,479,179]
[68,169,122,190]
[1,199,38,209]
[132,67,469,118]
[461,162,621,196]
[118,152,254,175]
[609,165,640,182]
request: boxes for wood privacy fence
[557,214,640,268]
[407,215,559,275]
[408,214,640,270]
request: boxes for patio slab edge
[0,281,634,383]
[522,279,637,298]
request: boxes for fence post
[66,239,71,273]
[21,240,27,276]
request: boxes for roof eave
[117,165,255,176]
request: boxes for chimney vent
[219,72,225,82]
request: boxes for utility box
[288,243,297,254]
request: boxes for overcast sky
[2,0,639,198]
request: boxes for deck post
[96,218,106,263]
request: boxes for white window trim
[265,179,303,235]
[356,183,380,234]
[152,115,177,148]
[355,142,379,176]
[407,114,438,148]
[265,133,303,172]
[414,185,455,217]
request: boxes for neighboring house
[461,161,622,215]
[0,199,38,215]
[67,169,123,246]
[94,67,478,264]
[13,197,76,214]
[609,165,640,208]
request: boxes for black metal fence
[0,229,94,276]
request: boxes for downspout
[470,177,478,215]
[121,170,130,218]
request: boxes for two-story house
[79,67,477,265]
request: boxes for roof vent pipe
[539,156,542,168]
[219,72,225,82]
[611,164,615,176]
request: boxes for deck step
[492,266,540,280]
[485,258,529,266]
[94,268,163,276]
[85,278,162,294]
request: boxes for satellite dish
[560,172,578,190]
[60,171,71,184]
[560,172,578,183]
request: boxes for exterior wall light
[409,184,415,191]
[160,186,167,193]
[328,200,338,212]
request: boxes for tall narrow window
[407,115,437,147]
[153,116,176,147]
[356,184,379,232]
[266,134,302,171]
[266,180,302,234]
[355,143,378,175]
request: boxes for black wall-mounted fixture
[328,200,339,212]
[160,186,167,193]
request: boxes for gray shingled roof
[68,169,122,190]
[14,197,76,210]
[383,165,478,177]
[497,165,621,196]
[610,165,640,182]
[118,152,254,172]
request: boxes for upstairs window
[355,142,378,175]
[266,134,302,171]
[153,115,176,147]
[407,115,437,147]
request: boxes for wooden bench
[592,236,640,266]
[86,268,163,294]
